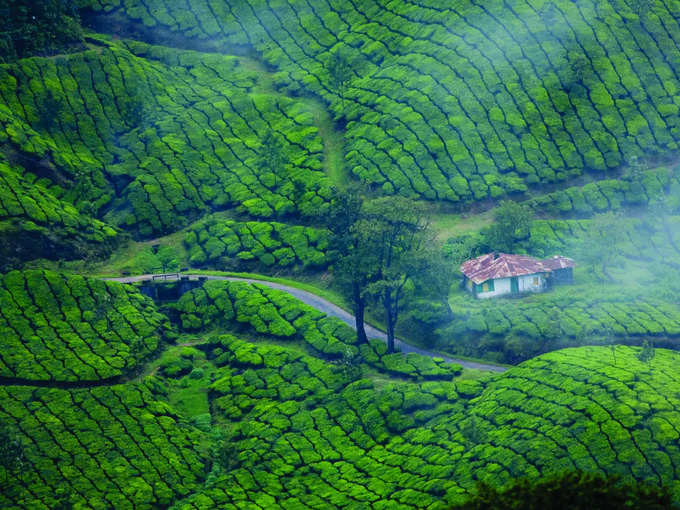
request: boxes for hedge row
[173,280,461,381]
[0,38,329,237]
[0,270,169,381]
[440,284,680,363]
[0,380,207,509]
[446,346,680,496]
[171,341,680,507]
[79,0,680,203]
[0,158,119,266]
[527,164,680,217]
[185,217,331,269]
[173,334,474,509]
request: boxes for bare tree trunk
[353,282,368,344]
[384,288,395,353]
[386,314,395,353]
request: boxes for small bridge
[105,273,507,372]
[108,273,209,300]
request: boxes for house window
[482,280,495,292]
[533,276,539,286]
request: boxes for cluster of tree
[0,1,84,62]
[327,187,452,352]
[450,470,674,510]
[443,198,647,284]
[443,200,534,272]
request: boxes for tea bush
[0,270,169,381]
[184,217,331,270]
[78,0,680,204]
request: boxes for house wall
[550,267,573,284]
[476,277,511,299]
[474,273,546,299]
[518,273,547,293]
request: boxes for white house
[460,253,574,299]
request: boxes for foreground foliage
[451,471,673,510]
[1,268,680,508]
[0,381,207,508]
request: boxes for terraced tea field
[2,271,680,508]
[0,38,330,239]
[4,0,680,507]
[0,270,169,382]
[79,0,680,204]
[184,217,331,270]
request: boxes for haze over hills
[2,1,680,508]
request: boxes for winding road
[104,274,507,373]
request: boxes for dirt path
[104,274,507,373]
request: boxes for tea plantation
[4,0,680,507]
[0,270,170,382]
[3,268,680,508]
[173,279,461,380]
[79,0,680,203]
[0,37,330,239]
[0,157,119,267]
[527,164,680,217]
[184,217,331,270]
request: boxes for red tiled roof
[460,253,549,284]
[541,255,575,270]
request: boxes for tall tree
[484,200,533,253]
[327,185,371,344]
[0,422,24,485]
[564,51,590,94]
[637,339,655,365]
[0,0,83,62]
[361,197,440,353]
[326,50,353,115]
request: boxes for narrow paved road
[104,274,507,373]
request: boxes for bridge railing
[151,273,181,281]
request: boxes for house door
[510,277,519,293]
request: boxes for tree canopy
[0,1,83,62]
[483,200,533,253]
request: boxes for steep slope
[79,0,680,203]
[1,271,679,508]
[0,157,119,268]
[0,270,170,382]
[170,340,680,508]
[0,38,330,238]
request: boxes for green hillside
[2,272,679,508]
[0,37,329,240]
[78,0,680,203]
[4,0,680,507]
[0,270,169,382]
